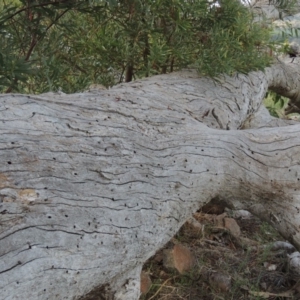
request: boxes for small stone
[208,272,231,292]
[163,244,195,274]
[215,212,227,227]
[224,217,241,237]
[186,217,203,230]
[140,271,152,294]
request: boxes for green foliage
[0,0,276,93]
[195,1,272,76]
[264,90,289,118]
[271,0,297,15]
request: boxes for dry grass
[140,211,300,300]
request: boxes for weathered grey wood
[0,57,300,300]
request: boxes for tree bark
[0,56,300,299]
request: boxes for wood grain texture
[0,59,300,299]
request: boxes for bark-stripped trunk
[0,56,300,299]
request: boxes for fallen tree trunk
[1,56,300,299]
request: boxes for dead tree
[1,2,300,298]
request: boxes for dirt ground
[140,209,300,300]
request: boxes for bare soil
[140,210,300,300]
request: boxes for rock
[288,251,300,275]
[215,212,227,227]
[140,271,152,294]
[186,217,203,230]
[163,244,195,274]
[228,209,253,219]
[224,217,241,237]
[208,272,231,292]
[271,241,296,253]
